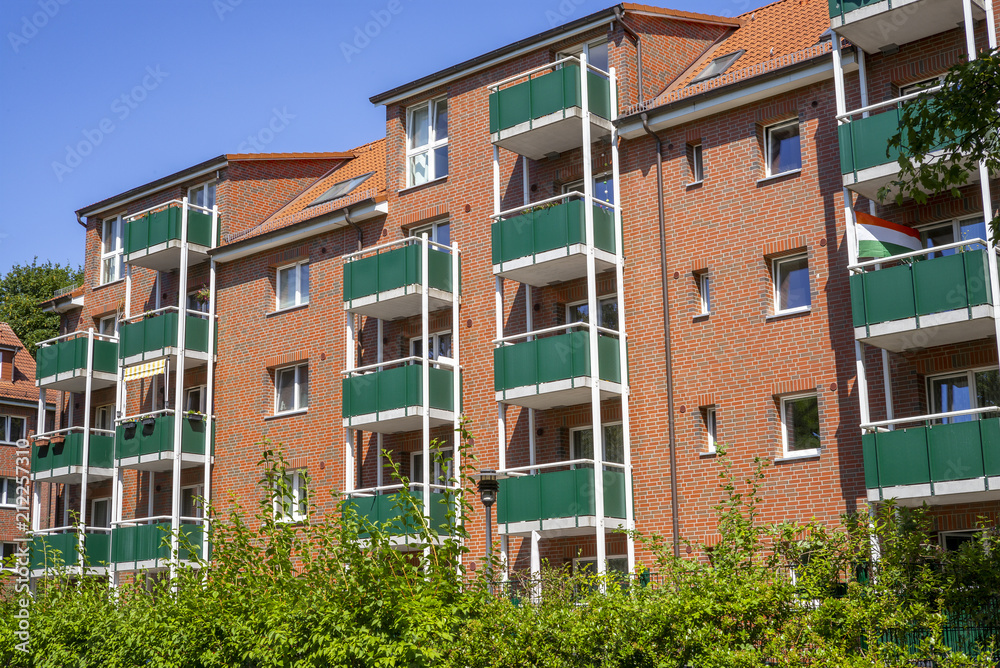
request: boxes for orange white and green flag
[856,211,922,259]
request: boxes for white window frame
[698,273,711,315]
[574,554,629,575]
[926,366,999,422]
[100,215,123,285]
[275,260,309,311]
[98,314,119,337]
[689,143,704,183]
[410,447,454,487]
[185,386,207,414]
[274,363,308,415]
[562,173,615,206]
[772,254,811,315]
[0,477,18,507]
[764,119,801,177]
[274,469,307,523]
[187,290,210,316]
[569,422,624,468]
[566,294,619,331]
[557,38,609,74]
[917,215,987,257]
[409,331,454,368]
[780,393,821,458]
[1,541,17,567]
[188,181,217,211]
[181,484,205,519]
[899,75,944,98]
[409,220,451,247]
[95,405,115,432]
[938,530,983,552]
[0,415,26,445]
[704,406,717,454]
[90,497,111,529]
[406,97,448,187]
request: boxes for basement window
[690,50,744,84]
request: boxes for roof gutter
[640,112,681,559]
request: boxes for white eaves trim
[211,200,389,263]
[618,52,858,139]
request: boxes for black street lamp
[476,469,499,564]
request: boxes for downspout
[614,6,644,105]
[344,205,363,252]
[640,113,680,558]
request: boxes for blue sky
[0,0,773,276]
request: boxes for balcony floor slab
[117,452,208,472]
[494,246,616,286]
[855,304,994,352]
[492,109,612,160]
[32,466,114,485]
[125,241,211,272]
[36,370,117,393]
[868,476,1000,506]
[343,407,455,434]
[499,515,627,537]
[832,0,986,55]
[343,286,455,321]
[121,348,212,369]
[496,377,623,410]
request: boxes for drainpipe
[641,113,680,558]
[614,6,644,105]
[344,205,363,252]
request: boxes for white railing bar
[116,408,174,423]
[123,305,217,323]
[837,84,943,121]
[36,330,118,347]
[849,238,988,272]
[345,481,462,497]
[34,426,116,439]
[111,515,187,526]
[30,525,77,534]
[125,199,213,220]
[861,405,999,431]
[493,322,621,345]
[500,458,626,473]
[31,526,112,535]
[343,356,456,375]
[490,55,579,90]
[342,236,456,261]
[492,192,583,220]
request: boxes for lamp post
[476,469,499,567]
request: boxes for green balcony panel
[828,0,880,19]
[35,336,118,380]
[125,207,216,254]
[872,427,931,488]
[115,414,212,460]
[30,532,110,569]
[489,64,611,134]
[32,432,114,474]
[343,244,453,303]
[112,522,203,564]
[491,199,615,265]
[344,491,454,536]
[119,312,211,361]
[494,331,621,392]
[850,250,992,328]
[839,102,953,176]
[928,420,987,482]
[342,366,454,419]
[497,468,626,524]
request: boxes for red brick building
[27,0,1000,581]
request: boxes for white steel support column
[523,156,536,475]
[881,349,894,427]
[421,234,431,535]
[579,51,606,576]
[451,243,461,542]
[77,328,96,569]
[170,198,191,582]
[34,388,46,532]
[345,312,356,494]
[203,201,219,564]
[376,319,384,489]
[495,277,506,473]
[609,66,635,573]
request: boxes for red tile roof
[225,151,356,161]
[0,322,53,405]
[221,139,386,246]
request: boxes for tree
[0,258,83,357]
[880,47,1000,240]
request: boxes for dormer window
[691,50,745,84]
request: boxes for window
[558,39,609,73]
[690,50,744,84]
[0,478,18,507]
[567,295,619,331]
[773,254,810,314]
[781,394,820,456]
[919,216,987,258]
[100,215,123,284]
[188,182,216,211]
[570,423,624,468]
[406,97,448,187]
[689,143,704,183]
[927,368,1000,423]
[563,174,615,206]
[704,407,717,454]
[0,415,26,444]
[181,485,204,519]
[98,314,119,337]
[95,405,115,432]
[411,448,454,486]
[697,273,711,315]
[91,498,111,529]
[308,173,374,208]
[410,331,453,367]
[187,290,210,317]
[276,260,309,310]
[185,386,207,413]
[899,76,943,97]
[1,542,16,565]
[275,363,308,414]
[939,530,980,552]
[575,555,628,575]
[274,469,307,522]
[764,120,801,177]
[409,220,450,247]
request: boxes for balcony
[862,410,1000,505]
[30,531,111,571]
[489,58,613,160]
[115,412,212,471]
[849,245,994,352]
[112,521,204,570]
[124,202,217,271]
[492,197,617,286]
[342,239,457,321]
[35,332,117,392]
[494,328,623,409]
[342,363,455,434]
[497,467,626,536]
[343,488,456,544]
[119,310,212,367]
[829,0,986,54]
[32,428,114,484]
